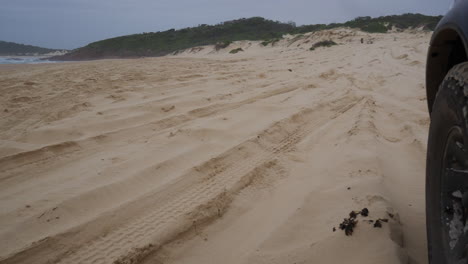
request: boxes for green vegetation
[345,14,441,31]
[261,38,281,46]
[294,13,441,34]
[0,40,64,56]
[360,22,388,33]
[56,17,289,60]
[215,41,232,50]
[339,14,440,33]
[229,48,244,54]
[54,13,442,60]
[309,40,338,51]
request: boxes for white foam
[0,57,58,64]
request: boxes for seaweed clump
[335,207,390,236]
[338,208,369,236]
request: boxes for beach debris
[361,208,369,217]
[288,69,293,72]
[374,220,382,228]
[364,218,388,228]
[347,187,351,190]
[337,208,388,235]
[339,217,357,236]
[373,218,388,228]
[348,208,368,218]
[338,208,369,236]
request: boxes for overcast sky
[0,0,451,50]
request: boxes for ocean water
[0,57,58,64]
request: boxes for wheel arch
[426,25,468,114]
[426,0,468,114]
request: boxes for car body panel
[433,0,468,46]
[426,0,468,113]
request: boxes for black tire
[426,62,468,264]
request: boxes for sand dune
[0,28,430,264]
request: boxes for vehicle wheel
[427,62,468,264]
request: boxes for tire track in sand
[0,85,301,179]
[52,94,361,264]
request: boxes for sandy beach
[0,28,430,264]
